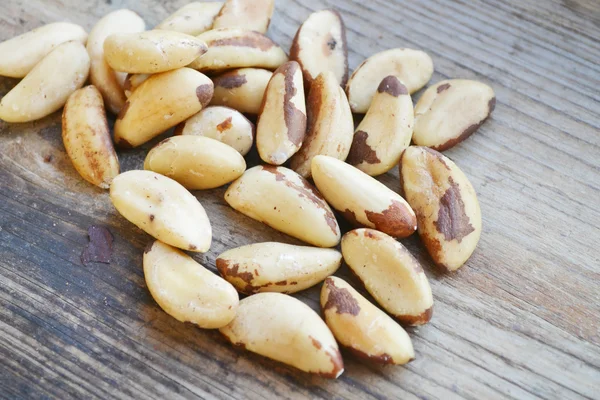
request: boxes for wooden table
[1,0,598,398]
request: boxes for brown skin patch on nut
[318,349,344,379]
[116,137,133,149]
[434,177,475,242]
[189,244,197,251]
[117,101,131,120]
[323,278,360,316]
[340,208,361,227]
[377,76,408,97]
[278,61,306,147]
[323,33,336,56]
[262,165,339,235]
[216,259,254,283]
[217,116,233,132]
[396,306,433,326]
[365,200,417,238]
[345,346,395,365]
[347,130,380,165]
[196,84,214,107]
[309,336,322,350]
[214,72,247,89]
[209,33,275,52]
[420,232,448,270]
[422,147,451,170]
[436,83,451,93]
[149,214,155,222]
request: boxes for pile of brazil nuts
[0,0,496,379]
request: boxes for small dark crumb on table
[81,225,114,266]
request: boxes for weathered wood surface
[1,0,599,398]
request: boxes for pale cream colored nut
[346,48,434,113]
[104,30,208,74]
[110,170,212,252]
[224,165,340,248]
[290,9,348,90]
[174,106,254,155]
[144,240,238,328]
[87,10,145,115]
[156,2,223,36]
[62,86,119,189]
[219,292,344,378]
[211,68,272,114]
[311,155,417,238]
[256,61,306,165]
[289,71,353,178]
[321,277,415,365]
[347,76,414,176]
[342,228,434,326]
[216,242,341,294]
[400,146,481,271]
[190,28,287,73]
[144,135,246,190]
[114,68,213,148]
[413,79,496,151]
[0,41,90,123]
[0,22,87,78]
[123,73,150,98]
[212,0,274,34]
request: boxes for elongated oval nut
[413,80,496,151]
[114,68,213,148]
[289,71,353,178]
[62,86,119,189]
[104,30,208,74]
[321,277,415,364]
[110,170,212,252]
[290,9,348,89]
[156,2,223,36]
[312,155,416,238]
[0,41,90,123]
[144,135,246,190]
[220,292,344,378]
[224,165,340,248]
[123,73,151,98]
[216,242,342,294]
[0,22,87,78]
[211,68,272,114]
[87,10,145,115]
[212,0,274,33]
[144,240,238,328]
[257,61,306,165]
[342,229,434,325]
[175,106,254,155]
[346,48,433,113]
[400,147,481,271]
[347,76,414,176]
[190,29,287,73]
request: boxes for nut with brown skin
[321,276,415,365]
[341,229,434,326]
[211,68,273,114]
[212,0,274,34]
[256,61,307,165]
[290,9,348,90]
[347,76,414,176]
[175,106,254,155]
[144,240,238,329]
[224,165,341,248]
[114,68,213,148]
[62,86,119,189]
[87,10,146,115]
[400,146,482,271]
[288,71,354,178]
[346,48,434,113]
[216,242,342,294]
[0,41,90,123]
[189,28,287,73]
[311,155,417,238]
[110,170,212,252]
[104,30,208,74]
[219,292,344,378]
[0,22,87,78]
[156,2,223,36]
[123,73,150,98]
[144,136,246,190]
[413,79,496,151]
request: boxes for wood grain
[1,0,599,399]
